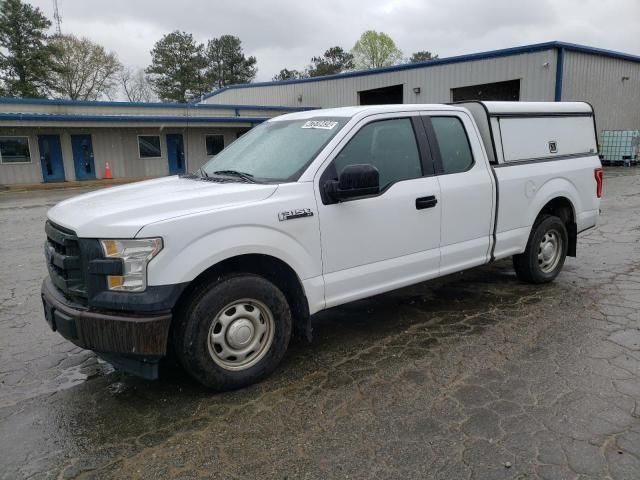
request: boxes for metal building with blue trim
[1,40,638,186]
[200,41,640,135]
[0,98,311,185]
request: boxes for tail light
[594,168,603,198]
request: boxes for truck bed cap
[272,102,593,122]
[479,101,593,115]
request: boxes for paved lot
[1,170,640,480]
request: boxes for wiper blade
[198,167,209,178]
[212,170,258,183]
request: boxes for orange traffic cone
[104,161,113,179]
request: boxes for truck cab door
[422,113,495,275]
[314,113,441,309]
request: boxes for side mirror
[325,164,380,202]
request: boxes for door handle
[416,195,438,210]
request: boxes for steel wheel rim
[207,298,275,371]
[537,228,562,273]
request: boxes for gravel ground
[1,169,639,479]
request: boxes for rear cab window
[428,116,475,175]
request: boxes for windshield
[200,117,349,182]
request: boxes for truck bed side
[459,101,601,261]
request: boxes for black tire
[174,274,292,390]
[513,215,568,284]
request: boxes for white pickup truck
[41,102,602,389]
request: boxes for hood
[47,176,278,238]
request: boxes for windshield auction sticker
[302,120,338,130]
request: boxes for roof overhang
[0,96,314,112]
[0,112,269,128]
[0,97,317,128]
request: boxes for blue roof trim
[0,96,313,112]
[555,41,640,63]
[200,40,640,101]
[554,48,565,102]
[0,113,269,124]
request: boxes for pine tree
[308,46,354,77]
[145,31,208,102]
[409,51,439,63]
[205,35,257,89]
[0,0,55,98]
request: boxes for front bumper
[41,277,172,378]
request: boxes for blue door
[38,135,65,182]
[70,134,96,180]
[166,134,185,175]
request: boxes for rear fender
[527,178,580,228]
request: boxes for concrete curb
[0,177,158,193]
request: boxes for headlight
[100,238,163,292]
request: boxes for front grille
[45,221,87,300]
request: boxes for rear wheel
[513,215,568,284]
[174,274,292,390]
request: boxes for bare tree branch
[120,66,156,102]
[48,34,122,100]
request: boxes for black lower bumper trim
[97,352,161,380]
[42,277,172,357]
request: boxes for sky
[28,0,640,86]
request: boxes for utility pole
[52,0,62,35]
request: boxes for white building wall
[0,127,79,184]
[0,126,245,185]
[562,50,640,132]
[203,50,559,107]
[0,128,42,184]
[184,128,239,172]
[0,99,305,185]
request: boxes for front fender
[146,224,321,286]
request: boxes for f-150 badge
[278,208,314,221]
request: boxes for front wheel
[513,215,568,284]
[174,274,292,390]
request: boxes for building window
[138,135,162,158]
[451,79,520,102]
[205,134,225,156]
[0,136,31,164]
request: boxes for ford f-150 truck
[41,102,602,390]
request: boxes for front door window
[333,118,423,190]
